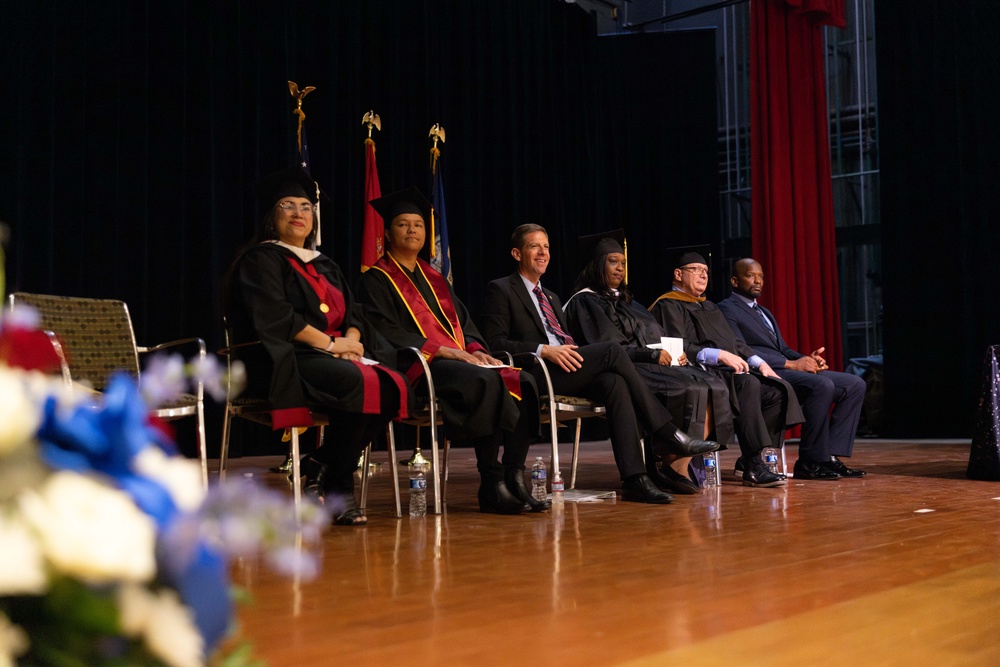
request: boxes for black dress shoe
[657,426,724,457]
[742,458,787,487]
[734,457,786,481]
[622,474,674,504]
[793,459,842,480]
[654,464,699,495]
[478,480,525,515]
[821,456,866,477]
[504,468,552,512]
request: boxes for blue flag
[430,158,452,283]
[298,125,311,174]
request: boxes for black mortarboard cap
[253,166,331,246]
[369,187,432,226]
[577,229,626,261]
[254,166,328,209]
[669,244,712,270]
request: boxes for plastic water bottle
[530,456,547,502]
[762,447,779,474]
[703,452,719,488]
[551,469,565,504]
[408,462,427,517]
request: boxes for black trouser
[528,341,675,480]
[731,373,785,458]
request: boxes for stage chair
[508,352,607,490]
[391,347,447,514]
[9,292,208,487]
[218,325,402,518]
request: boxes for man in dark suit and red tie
[717,258,867,478]
[480,224,723,504]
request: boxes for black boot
[504,468,551,512]
[478,475,524,515]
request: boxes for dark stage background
[876,1,1000,438]
[1,1,718,456]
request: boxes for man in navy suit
[717,258,866,478]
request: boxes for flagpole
[288,81,321,247]
[361,111,385,272]
[268,82,318,476]
[428,123,446,270]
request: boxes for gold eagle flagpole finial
[288,81,316,156]
[363,110,382,141]
[428,123,446,174]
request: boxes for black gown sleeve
[650,299,704,363]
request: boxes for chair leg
[442,437,450,505]
[359,443,372,510]
[548,405,561,482]
[428,425,442,514]
[219,410,232,483]
[290,428,302,521]
[387,423,401,518]
[570,418,583,490]
[196,400,208,489]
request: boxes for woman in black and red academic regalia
[223,167,410,526]
[355,188,544,516]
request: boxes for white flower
[0,368,41,457]
[0,612,29,667]
[19,472,157,584]
[140,353,188,407]
[0,512,47,595]
[133,447,205,513]
[117,584,205,667]
[3,304,40,330]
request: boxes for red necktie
[534,284,574,345]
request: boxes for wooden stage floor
[224,440,1000,666]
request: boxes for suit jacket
[650,293,805,427]
[480,272,564,355]
[716,293,802,369]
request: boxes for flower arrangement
[0,307,328,667]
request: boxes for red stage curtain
[750,0,846,370]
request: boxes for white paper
[656,337,683,365]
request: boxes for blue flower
[36,373,178,528]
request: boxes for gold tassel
[281,427,308,443]
[429,146,441,260]
[623,237,629,285]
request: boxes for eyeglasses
[680,266,709,277]
[276,202,314,215]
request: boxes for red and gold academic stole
[371,255,466,351]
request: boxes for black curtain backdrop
[1,1,717,455]
[876,1,1000,437]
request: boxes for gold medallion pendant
[320,303,330,313]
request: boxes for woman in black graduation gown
[355,188,544,515]
[563,232,734,493]
[223,167,410,526]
